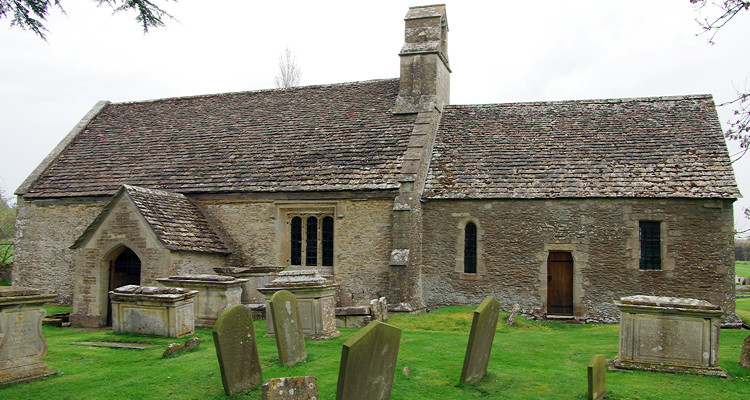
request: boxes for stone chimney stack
[394,4,451,114]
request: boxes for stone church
[14,5,740,326]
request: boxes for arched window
[464,222,477,273]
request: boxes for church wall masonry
[202,198,394,307]
[421,197,737,323]
[13,197,105,305]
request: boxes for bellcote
[394,4,451,114]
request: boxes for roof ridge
[123,184,185,199]
[111,78,400,106]
[446,94,714,109]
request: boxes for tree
[0,0,174,40]
[274,47,302,89]
[0,189,15,266]
[692,0,750,161]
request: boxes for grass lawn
[1,306,749,399]
[737,261,750,278]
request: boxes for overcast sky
[1,0,749,232]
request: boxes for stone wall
[14,197,105,304]
[199,198,394,307]
[421,198,738,323]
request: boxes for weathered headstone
[337,321,402,400]
[262,376,318,400]
[269,290,307,366]
[587,354,606,400]
[212,305,262,395]
[740,335,750,369]
[162,336,201,358]
[0,287,58,384]
[258,270,340,339]
[460,296,501,384]
[505,303,521,326]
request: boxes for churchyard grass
[1,306,749,399]
[737,260,750,278]
[736,297,750,324]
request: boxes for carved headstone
[587,354,607,400]
[460,296,501,384]
[212,305,262,395]
[740,335,750,369]
[262,376,318,400]
[336,321,401,400]
[269,290,307,366]
[0,287,58,384]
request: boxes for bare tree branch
[274,47,302,89]
[691,0,750,161]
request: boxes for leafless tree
[692,0,750,162]
[274,47,302,89]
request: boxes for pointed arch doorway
[106,247,142,325]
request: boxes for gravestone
[587,354,606,400]
[259,270,340,339]
[212,305,262,395]
[337,321,402,400]
[505,303,521,326]
[460,296,501,384]
[262,376,318,400]
[269,290,307,366]
[740,335,750,369]
[613,295,727,377]
[162,336,201,358]
[0,286,58,384]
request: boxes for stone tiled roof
[23,79,416,198]
[72,185,229,253]
[424,95,740,199]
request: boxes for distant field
[736,261,750,277]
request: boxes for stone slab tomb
[157,274,246,328]
[213,304,262,396]
[587,354,606,400]
[214,266,285,305]
[613,295,727,377]
[259,270,340,339]
[269,290,307,366]
[262,376,318,400]
[0,287,58,384]
[109,285,197,338]
[336,320,401,400]
[460,296,501,384]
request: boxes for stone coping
[336,306,372,316]
[157,275,248,285]
[615,295,721,311]
[214,266,286,275]
[260,269,337,290]
[0,286,57,304]
[109,285,198,301]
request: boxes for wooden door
[547,252,573,316]
[107,248,141,325]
